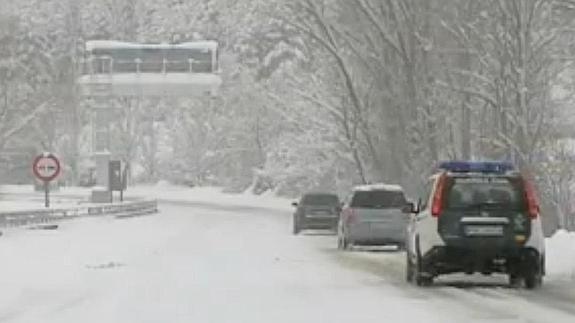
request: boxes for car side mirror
[291,202,299,207]
[402,202,416,214]
[416,198,425,213]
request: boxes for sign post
[32,153,61,208]
[44,181,49,208]
[109,160,128,203]
[121,164,128,202]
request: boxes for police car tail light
[524,178,539,219]
[431,173,447,217]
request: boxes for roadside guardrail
[0,200,158,228]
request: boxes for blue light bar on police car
[438,161,515,173]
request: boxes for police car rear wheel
[525,272,543,290]
[523,251,543,289]
[413,237,433,286]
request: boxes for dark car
[292,193,341,234]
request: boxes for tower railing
[82,57,214,75]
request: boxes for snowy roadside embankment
[0,187,87,212]
[0,186,158,228]
[1,183,293,213]
[546,229,575,280]
[0,199,83,212]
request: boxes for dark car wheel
[397,242,406,252]
[293,218,301,235]
[330,224,339,234]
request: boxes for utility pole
[68,0,82,185]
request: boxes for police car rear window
[351,190,406,208]
[444,177,525,210]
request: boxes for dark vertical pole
[120,189,124,202]
[44,181,50,208]
[109,160,113,204]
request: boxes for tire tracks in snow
[325,248,517,320]
[323,242,575,322]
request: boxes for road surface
[0,202,574,323]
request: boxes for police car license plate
[465,225,503,236]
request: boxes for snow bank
[0,186,88,212]
[0,200,83,212]
[1,184,293,213]
[546,229,575,279]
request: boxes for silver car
[337,184,408,250]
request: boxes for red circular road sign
[33,153,61,182]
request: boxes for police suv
[405,161,545,289]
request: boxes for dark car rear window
[351,190,406,208]
[301,194,339,206]
[444,176,525,210]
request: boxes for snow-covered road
[0,202,574,323]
